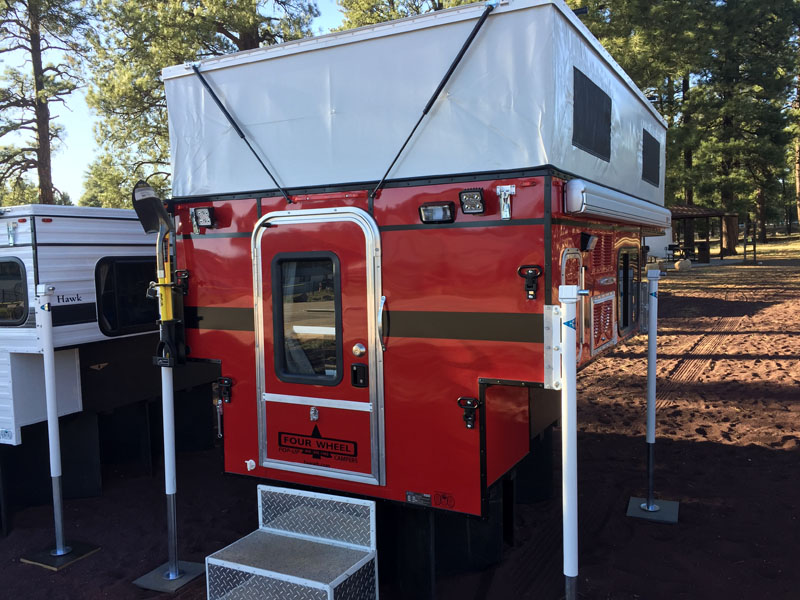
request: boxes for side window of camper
[0,258,27,326]
[95,257,159,336]
[642,129,660,186]
[573,67,612,162]
[617,247,640,334]
[272,253,342,386]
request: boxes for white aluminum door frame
[252,207,385,486]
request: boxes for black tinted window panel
[642,129,660,186]
[572,68,612,162]
[95,257,158,336]
[0,259,27,326]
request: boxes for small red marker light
[42,218,53,223]
[18,218,27,223]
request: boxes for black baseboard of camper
[515,425,555,504]
[0,382,218,536]
[78,334,220,412]
[0,412,102,535]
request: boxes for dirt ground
[1,237,798,599]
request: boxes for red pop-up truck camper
[159,0,669,595]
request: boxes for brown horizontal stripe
[388,311,543,343]
[184,306,544,343]
[184,306,254,331]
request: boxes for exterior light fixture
[581,232,598,252]
[190,206,215,233]
[459,189,485,214]
[419,202,455,224]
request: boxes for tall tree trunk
[30,0,54,205]
[795,71,800,227]
[756,188,767,243]
[783,177,790,235]
[682,76,696,253]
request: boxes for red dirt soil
[1,239,798,599]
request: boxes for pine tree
[0,0,88,204]
[82,0,319,206]
[337,0,470,30]
[693,0,796,243]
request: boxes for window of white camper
[95,257,159,336]
[272,253,342,386]
[0,258,27,326]
[617,247,640,335]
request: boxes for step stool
[206,484,378,600]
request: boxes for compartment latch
[518,264,543,300]
[457,397,483,429]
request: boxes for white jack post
[131,181,204,592]
[559,284,585,600]
[20,285,99,571]
[627,269,679,523]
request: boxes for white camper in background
[0,204,163,445]
[0,204,218,535]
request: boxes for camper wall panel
[1,204,142,221]
[550,224,591,367]
[33,246,154,347]
[164,6,553,197]
[0,352,14,443]
[485,385,530,486]
[376,180,546,317]
[1,216,33,247]
[552,16,666,206]
[164,0,665,204]
[5,350,83,444]
[550,219,640,368]
[32,215,152,246]
[177,237,254,311]
[374,177,544,227]
[381,224,546,315]
[174,197,262,237]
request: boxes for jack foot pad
[20,541,100,571]
[133,560,205,592]
[626,497,679,523]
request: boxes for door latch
[175,270,190,295]
[457,397,483,429]
[217,377,233,403]
[518,264,543,300]
[213,377,232,439]
[351,364,368,388]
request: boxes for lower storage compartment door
[263,398,375,483]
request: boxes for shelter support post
[627,270,679,523]
[559,285,582,600]
[19,286,99,570]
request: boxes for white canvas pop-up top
[162,0,668,207]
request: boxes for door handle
[378,295,386,351]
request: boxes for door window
[272,253,342,385]
[0,258,27,326]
